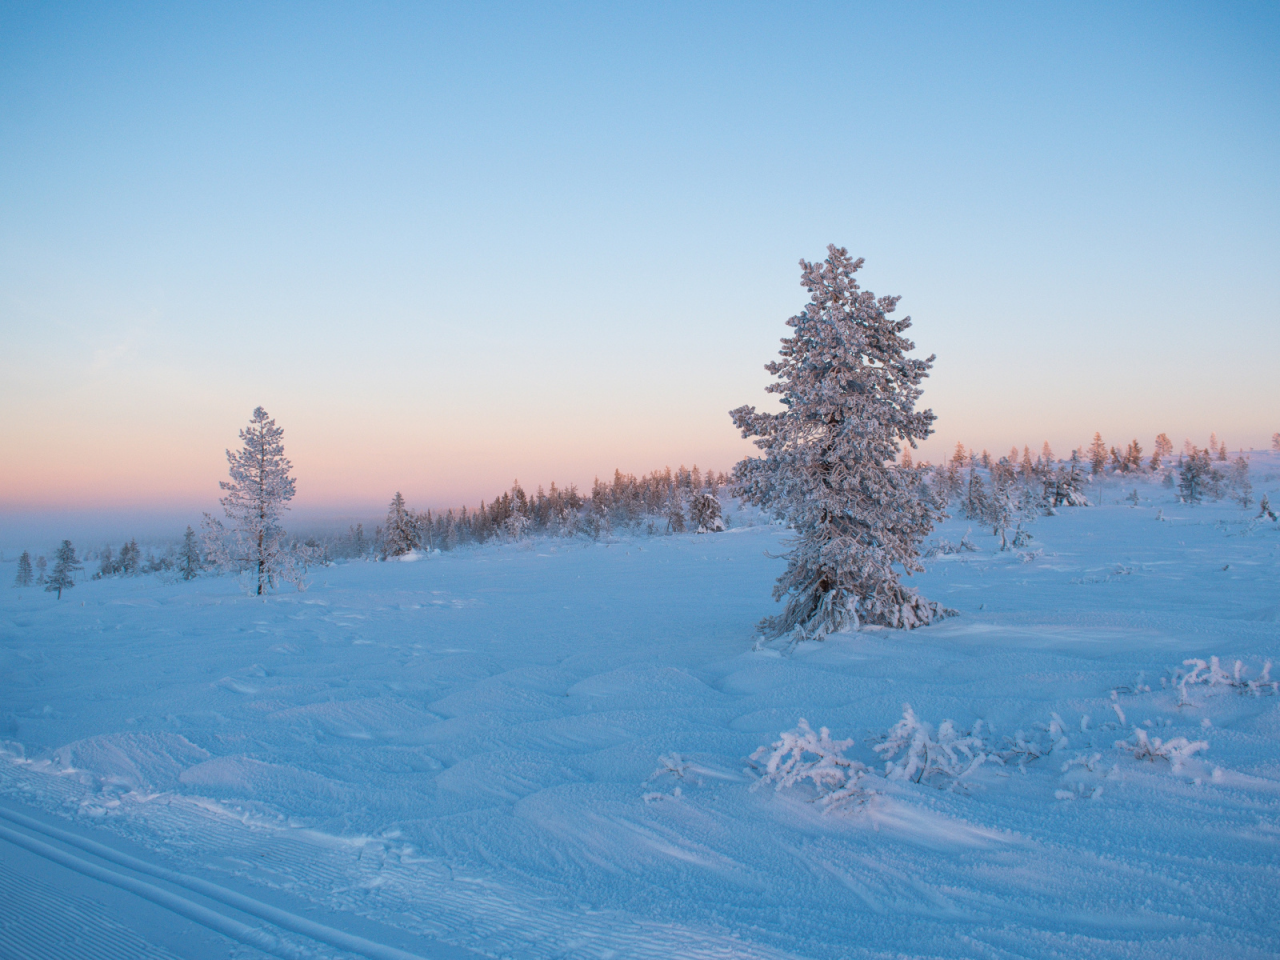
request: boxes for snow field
[2,465,1279,959]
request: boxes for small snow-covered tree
[203,406,298,595]
[45,540,81,599]
[1088,433,1107,476]
[1178,447,1214,504]
[1151,433,1173,470]
[1272,432,1280,452]
[1259,494,1277,521]
[731,245,950,637]
[13,551,33,587]
[665,491,686,533]
[118,539,141,575]
[180,526,201,580]
[963,468,988,521]
[688,491,724,533]
[1228,456,1252,508]
[383,492,416,557]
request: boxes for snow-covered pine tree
[1178,447,1213,504]
[1259,494,1277,521]
[1272,432,1280,452]
[1228,456,1252,508]
[1152,433,1172,469]
[987,465,1016,550]
[689,491,725,533]
[730,245,951,637]
[96,545,115,578]
[13,550,33,587]
[1088,433,1107,476]
[202,406,298,595]
[45,540,81,599]
[666,490,686,533]
[119,539,141,575]
[1124,440,1143,472]
[963,467,989,521]
[34,555,47,583]
[383,492,416,557]
[180,526,201,580]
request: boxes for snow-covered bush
[873,704,995,787]
[1115,729,1208,772]
[748,719,873,811]
[924,532,978,557]
[1174,657,1277,703]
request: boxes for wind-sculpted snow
[2,471,1280,958]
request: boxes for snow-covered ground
[2,464,1279,959]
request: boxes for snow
[2,464,1279,959]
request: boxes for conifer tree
[1228,456,1252,508]
[13,551,33,587]
[45,540,81,599]
[180,526,201,580]
[203,406,298,595]
[1088,433,1107,476]
[1152,433,1172,468]
[1178,447,1213,504]
[118,539,141,575]
[731,245,951,637]
[383,492,416,557]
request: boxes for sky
[2,1,1278,541]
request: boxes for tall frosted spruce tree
[731,245,951,640]
[203,407,298,595]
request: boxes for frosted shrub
[749,719,873,811]
[924,532,978,557]
[1116,729,1208,772]
[1175,657,1277,704]
[999,713,1070,771]
[874,704,995,787]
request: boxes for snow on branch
[748,719,874,811]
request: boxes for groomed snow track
[0,806,479,960]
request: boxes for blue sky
[1,2,1277,528]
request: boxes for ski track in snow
[3,466,1280,958]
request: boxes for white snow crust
[2,461,1279,958]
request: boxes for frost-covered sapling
[999,713,1070,771]
[1176,657,1277,703]
[45,540,81,599]
[13,550,33,587]
[202,406,300,595]
[874,704,995,787]
[1259,495,1277,522]
[730,245,951,638]
[1116,729,1208,772]
[749,718,873,811]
